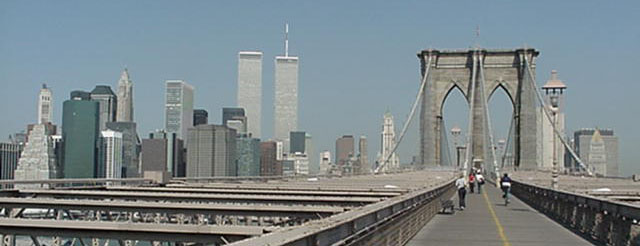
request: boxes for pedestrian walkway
[407,183,593,246]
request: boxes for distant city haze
[1,1,639,175]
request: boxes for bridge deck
[407,184,593,246]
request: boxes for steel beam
[0,197,343,218]
[18,190,381,206]
[0,218,265,244]
[107,186,401,197]
[229,178,456,246]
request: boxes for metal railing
[511,180,640,246]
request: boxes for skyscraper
[574,128,619,177]
[260,141,282,176]
[290,131,306,153]
[141,136,168,173]
[14,124,58,186]
[165,80,194,140]
[99,129,123,179]
[236,134,261,176]
[106,122,140,178]
[305,133,318,174]
[222,107,245,126]
[116,68,134,122]
[90,85,118,131]
[141,130,184,177]
[358,136,370,174]
[223,107,247,135]
[193,109,208,126]
[541,70,566,171]
[37,83,53,124]
[335,135,355,167]
[62,93,100,178]
[237,51,262,138]
[274,23,299,142]
[0,142,23,180]
[186,125,236,177]
[378,110,400,172]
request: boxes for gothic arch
[419,48,539,170]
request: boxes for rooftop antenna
[284,22,289,57]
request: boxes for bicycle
[503,187,510,206]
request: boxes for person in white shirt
[455,174,467,210]
[475,170,485,194]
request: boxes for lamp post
[550,94,559,190]
[543,70,566,190]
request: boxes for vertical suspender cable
[478,55,501,179]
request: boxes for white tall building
[37,84,53,124]
[165,80,194,140]
[319,150,332,175]
[237,51,263,138]
[100,130,123,179]
[14,124,58,183]
[377,110,400,172]
[540,70,566,171]
[116,68,134,122]
[274,23,299,141]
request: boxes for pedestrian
[455,173,467,210]
[476,171,485,194]
[468,172,476,193]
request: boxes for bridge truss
[0,171,456,246]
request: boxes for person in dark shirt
[500,173,512,201]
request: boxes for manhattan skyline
[1,1,639,175]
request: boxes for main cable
[375,54,433,173]
[522,49,592,176]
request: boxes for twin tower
[237,24,299,143]
[418,48,539,171]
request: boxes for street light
[543,70,566,190]
[550,94,559,190]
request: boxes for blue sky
[1,1,639,175]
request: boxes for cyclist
[500,173,512,205]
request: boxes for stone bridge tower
[418,48,539,171]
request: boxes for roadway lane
[407,183,593,246]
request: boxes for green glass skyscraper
[62,92,100,178]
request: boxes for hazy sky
[1,1,639,175]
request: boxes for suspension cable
[478,55,500,178]
[522,49,592,176]
[500,115,515,169]
[374,54,433,173]
[463,51,479,174]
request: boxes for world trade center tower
[274,23,299,142]
[237,51,263,138]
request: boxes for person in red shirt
[468,172,476,193]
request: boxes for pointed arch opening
[488,84,515,163]
[441,85,469,167]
